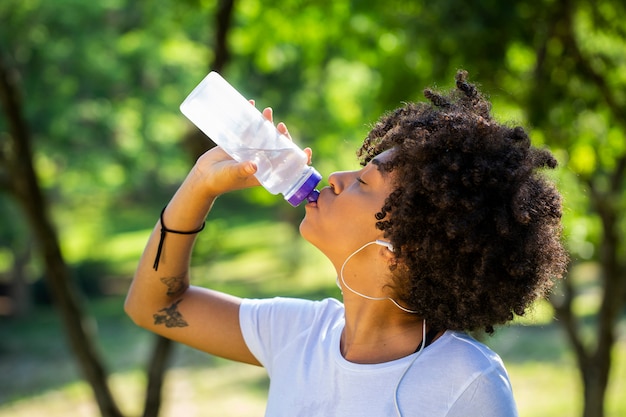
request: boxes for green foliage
[1,0,625,414]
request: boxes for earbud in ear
[375,239,394,252]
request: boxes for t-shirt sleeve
[446,364,519,417]
[239,297,337,374]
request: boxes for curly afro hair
[357,70,568,334]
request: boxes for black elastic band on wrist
[153,206,206,271]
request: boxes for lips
[306,187,331,209]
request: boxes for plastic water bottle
[180,72,321,207]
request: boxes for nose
[327,171,355,194]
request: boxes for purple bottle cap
[306,189,320,203]
[286,169,322,207]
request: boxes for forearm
[124,167,217,326]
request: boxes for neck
[340,302,426,364]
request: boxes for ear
[375,239,394,253]
[374,240,396,264]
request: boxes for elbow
[124,293,151,328]
[124,295,139,324]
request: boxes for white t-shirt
[240,297,518,417]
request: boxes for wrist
[175,165,221,204]
[153,206,205,271]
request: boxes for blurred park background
[1,0,625,416]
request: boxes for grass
[1,218,625,417]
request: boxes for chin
[298,219,325,251]
[298,218,313,243]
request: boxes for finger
[303,147,312,165]
[262,107,273,122]
[277,122,291,139]
[249,99,255,106]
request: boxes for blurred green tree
[519,2,626,416]
[0,0,235,415]
[1,0,624,416]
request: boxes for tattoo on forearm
[153,299,189,328]
[160,275,187,297]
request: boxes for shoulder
[420,331,512,396]
[430,331,505,369]
[239,297,344,343]
[429,332,517,415]
[239,297,344,369]
[240,296,343,323]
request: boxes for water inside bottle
[230,147,302,191]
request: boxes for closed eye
[356,177,367,185]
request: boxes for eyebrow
[371,157,387,171]
[369,157,389,177]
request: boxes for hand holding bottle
[190,105,312,199]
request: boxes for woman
[126,70,568,416]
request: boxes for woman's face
[300,149,395,262]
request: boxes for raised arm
[125,140,263,365]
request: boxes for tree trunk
[582,175,625,417]
[538,2,626,416]
[140,1,239,414]
[8,243,32,316]
[0,51,124,417]
[142,336,174,417]
[581,362,609,417]
[184,0,236,160]
[2,1,239,414]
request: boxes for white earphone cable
[394,319,427,417]
[338,241,418,314]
